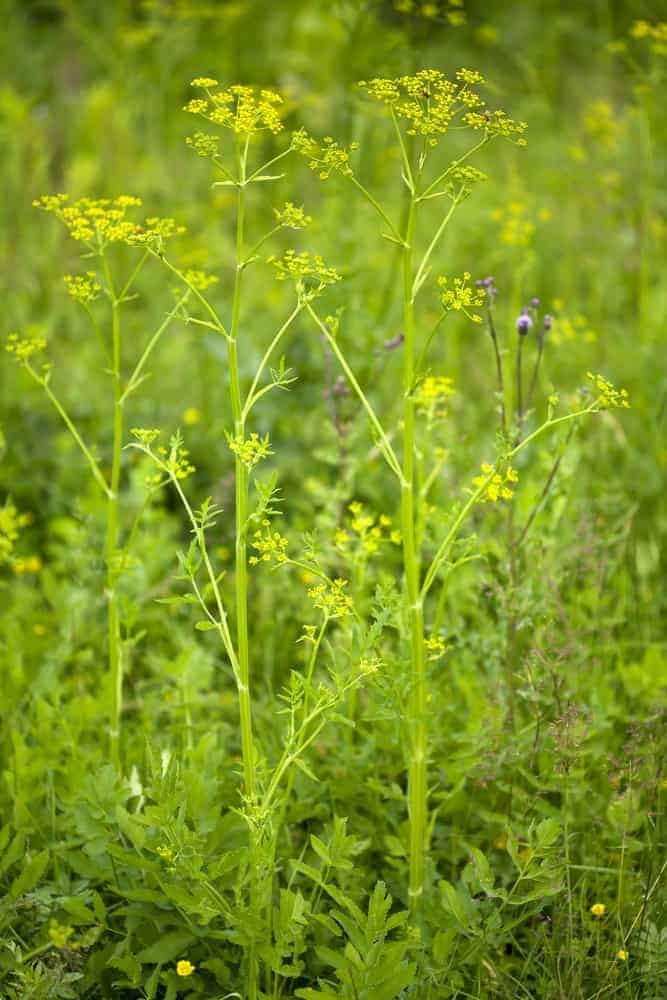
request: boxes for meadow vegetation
[0,2,665,997]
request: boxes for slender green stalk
[119,292,190,404]
[306,304,402,480]
[102,255,124,771]
[24,364,111,498]
[400,196,428,917]
[229,144,256,807]
[229,137,259,1000]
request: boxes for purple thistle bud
[516,311,533,335]
[530,296,540,308]
[543,314,553,331]
[384,332,405,351]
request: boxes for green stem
[103,255,123,772]
[242,304,302,420]
[119,292,189,404]
[230,138,258,1000]
[305,305,402,481]
[402,196,427,918]
[24,365,111,498]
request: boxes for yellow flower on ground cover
[176,959,196,976]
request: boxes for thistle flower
[543,314,553,332]
[516,310,533,335]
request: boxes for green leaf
[136,929,196,964]
[10,849,48,898]
[439,880,471,930]
[195,620,217,631]
[310,835,332,866]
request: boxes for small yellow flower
[33,623,47,636]
[617,948,628,961]
[176,959,196,977]
[590,902,606,918]
[182,407,202,426]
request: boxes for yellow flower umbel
[307,577,353,619]
[184,80,284,135]
[33,194,184,252]
[590,902,606,918]
[438,273,484,323]
[472,463,518,502]
[176,959,196,977]
[587,372,630,410]
[268,249,341,301]
[358,69,526,148]
[291,129,359,180]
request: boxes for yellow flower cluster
[268,250,341,299]
[185,130,220,158]
[292,128,359,180]
[307,577,353,619]
[182,407,202,426]
[250,520,289,565]
[446,164,488,195]
[48,919,74,950]
[394,0,466,25]
[335,502,400,555]
[490,200,551,248]
[586,372,630,409]
[472,463,518,502]
[33,194,184,249]
[438,273,485,322]
[358,69,526,147]
[185,80,284,135]
[425,634,448,659]
[416,375,454,405]
[156,844,175,861]
[227,431,273,470]
[160,444,196,481]
[0,500,32,565]
[582,100,624,153]
[64,271,101,304]
[630,20,667,54]
[13,555,43,574]
[6,332,47,365]
[183,268,219,290]
[274,202,312,230]
[547,302,596,345]
[131,427,161,448]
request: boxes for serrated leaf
[10,849,49,898]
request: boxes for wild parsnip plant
[7,198,187,769]
[1,5,665,999]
